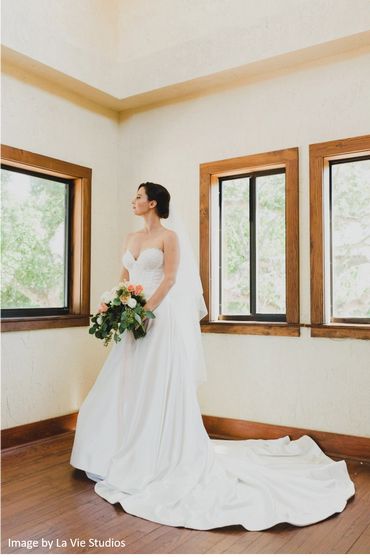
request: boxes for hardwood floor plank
[171,525,242,555]
[277,493,367,552]
[58,511,153,554]
[168,528,234,554]
[273,460,368,554]
[1,436,74,488]
[137,525,196,554]
[3,492,98,541]
[110,524,173,554]
[45,524,156,557]
[331,507,370,554]
[309,462,370,554]
[221,531,264,553]
[5,504,145,554]
[348,522,370,554]
[2,474,92,525]
[238,524,299,554]
[204,526,246,553]
[14,506,142,556]
[2,462,79,504]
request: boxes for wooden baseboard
[1,412,78,450]
[2,412,369,462]
[202,415,370,463]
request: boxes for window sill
[311,324,370,340]
[200,321,300,337]
[1,314,91,333]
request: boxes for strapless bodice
[122,247,164,298]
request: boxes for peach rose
[127,284,135,292]
[120,294,130,304]
[98,302,108,313]
[134,285,143,295]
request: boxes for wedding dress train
[70,247,354,531]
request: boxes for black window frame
[1,164,73,319]
[218,167,287,323]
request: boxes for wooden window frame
[1,145,92,332]
[200,148,300,337]
[310,134,370,340]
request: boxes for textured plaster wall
[1,64,130,429]
[118,0,309,60]
[1,0,120,97]
[119,50,370,437]
[118,0,370,100]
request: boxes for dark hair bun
[139,182,171,219]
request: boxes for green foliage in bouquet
[89,282,155,346]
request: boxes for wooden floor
[2,432,370,555]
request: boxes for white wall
[118,0,370,102]
[119,50,370,437]
[118,0,309,60]
[1,63,128,428]
[1,0,120,98]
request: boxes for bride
[70,182,354,531]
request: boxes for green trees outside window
[1,167,70,315]
[220,170,286,320]
[330,157,370,320]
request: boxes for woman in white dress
[70,182,355,531]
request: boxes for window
[200,148,299,336]
[2,166,71,318]
[219,169,286,322]
[1,145,92,332]
[310,134,370,340]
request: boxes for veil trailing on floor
[164,202,208,389]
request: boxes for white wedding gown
[70,247,355,531]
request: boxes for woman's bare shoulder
[162,228,178,240]
[125,231,138,240]
[162,229,179,244]
[162,229,179,254]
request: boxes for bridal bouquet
[89,281,155,346]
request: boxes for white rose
[127,297,137,309]
[97,314,103,325]
[100,291,111,304]
[109,290,117,302]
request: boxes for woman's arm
[118,234,131,283]
[144,230,180,312]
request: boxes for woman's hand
[135,316,149,331]
[135,304,150,331]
